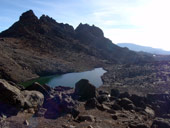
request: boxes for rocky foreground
[0,78,170,128]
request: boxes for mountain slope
[0,10,153,83]
[117,43,170,55]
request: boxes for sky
[1,0,170,50]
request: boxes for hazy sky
[1,0,170,50]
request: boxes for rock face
[0,79,24,106]
[0,10,153,82]
[0,79,44,115]
[75,79,96,100]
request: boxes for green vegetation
[20,75,58,87]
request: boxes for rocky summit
[0,10,153,83]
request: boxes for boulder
[78,115,95,122]
[145,107,155,118]
[0,79,44,117]
[111,103,122,110]
[111,114,118,120]
[130,94,146,108]
[117,98,135,110]
[26,82,51,98]
[98,90,109,95]
[75,79,96,100]
[151,118,170,128]
[85,98,99,109]
[111,89,120,97]
[97,104,111,111]
[129,123,149,128]
[97,94,110,104]
[35,108,47,117]
[0,79,24,106]
[119,92,130,98]
[21,90,44,109]
[44,93,77,119]
[118,98,133,106]
[8,81,25,90]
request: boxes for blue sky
[1,0,170,50]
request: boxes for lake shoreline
[21,67,107,88]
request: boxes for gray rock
[145,107,155,118]
[26,82,51,98]
[35,108,47,117]
[0,79,24,106]
[23,120,29,126]
[97,104,111,111]
[21,90,44,109]
[97,94,109,104]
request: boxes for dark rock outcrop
[111,89,120,97]
[151,118,170,128]
[75,79,96,100]
[0,79,24,107]
[85,98,99,109]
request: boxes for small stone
[35,108,47,117]
[145,107,155,118]
[78,115,95,122]
[111,114,118,120]
[87,125,94,128]
[107,109,116,114]
[62,124,76,128]
[24,120,29,126]
[28,108,35,114]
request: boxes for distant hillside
[117,43,170,55]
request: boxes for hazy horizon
[1,0,170,50]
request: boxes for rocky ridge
[0,10,153,83]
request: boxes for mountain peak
[76,23,104,38]
[19,10,38,22]
[39,15,56,24]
